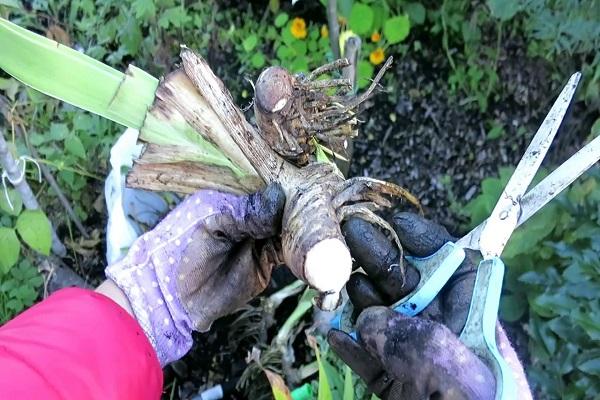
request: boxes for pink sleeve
[0,288,163,400]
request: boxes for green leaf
[290,57,308,73]
[383,15,410,44]
[65,135,86,158]
[269,0,280,13]
[504,204,558,259]
[73,113,94,131]
[500,293,527,322]
[251,52,266,68]
[571,309,600,340]
[6,297,23,312]
[281,24,296,45]
[291,40,307,56]
[487,123,505,140]
[16,209,51,255]
[0,227,20,274]
[0,18,159,130]
[0,0,22,8]
[243,34,258,52]
[357,60,374,89]
[315,144,330,163]
[533,291,578,318]
[406,2,426,25]
[158,7,192,29]
[578,358,600,376]
[0,189,22,216]
[311,337,333,400]
[486,0,520,21]
[274,12,289,28]
[49,122,69,140]
[349,3,374,35]
[120,18,143,56]
[343,366,354,400]
[132,0,156,21]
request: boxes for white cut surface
[304,238,352,293]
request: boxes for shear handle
[459,257,517,400]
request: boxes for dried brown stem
[301,78,352,91]
[180,47,294,184]
[307,59,349,81]
[339,56,393,111]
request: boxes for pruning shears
[334,72,600,399]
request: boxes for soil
[350,36,592,232]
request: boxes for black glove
[328,213,496,400]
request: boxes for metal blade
[457,132,600,251]
[477,72,581,258]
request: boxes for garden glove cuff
[106,183,285,366]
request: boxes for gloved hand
[106,183,285,365]
[328,213,531,400]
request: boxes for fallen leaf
[46,25,71,46]
[263,369,292,400]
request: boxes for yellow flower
[321,24,329,38]
[370,48,385,65]
[371,31,381,42]
[290,17,307,39]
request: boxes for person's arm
[0,183,285,399]
[96,279,134,315]
[0,287,163,400]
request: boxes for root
[335,176,423,213]
[281,164,349,297]
[172,49,422,311]
[302,78,352,91]
[331,176,423,286]
[307,59,350,80]
[254,57,394,166]
[338,56,393,111]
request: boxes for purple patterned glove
[106,183,285,365]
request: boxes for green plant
[0,189,52,271]
[487,0,600,107]
[339,0,418,87]
[0,258,44,323]
[227,0,420,90]
[429,0,502,112]
[308,333,368,400]
[463,166,600,399]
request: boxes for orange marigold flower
[371,31,381,42]
[290,17,307,39]
[321,24,329,38]
[370,48,385,65]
